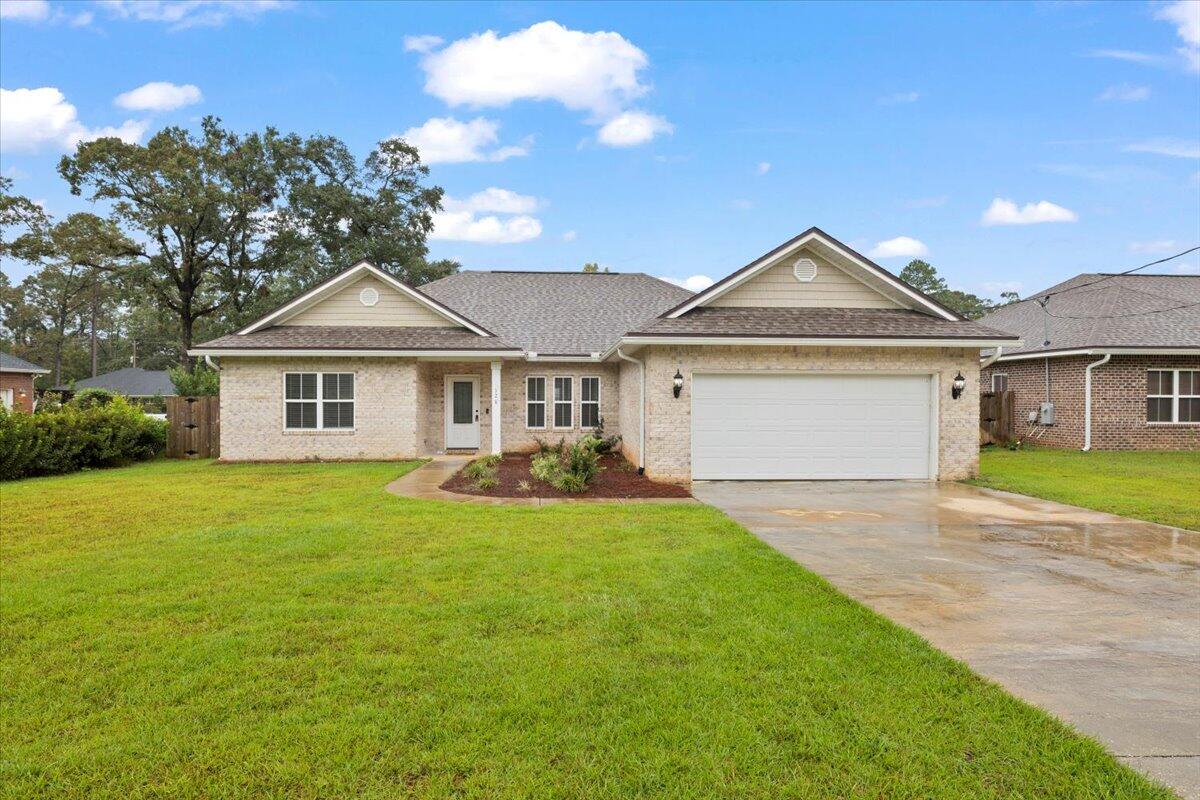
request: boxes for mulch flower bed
[441,452,692,499]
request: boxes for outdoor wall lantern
[672,369,684,398]
[951,372,966,400]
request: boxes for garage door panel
[692,373,932,480]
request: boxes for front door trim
[444,374,481,450]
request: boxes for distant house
[979,274,1199,451]
[55,367,176,403]
[0,351,49,412]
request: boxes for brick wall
[639,345,981,482]
[0,371,36,413]
[983,354,1200,450]
[219,357,420,461]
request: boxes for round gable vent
[359,287,380,307]
[793,258,818,282]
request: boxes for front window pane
[527,403,545,428]
[286,373,317,400]
[554,402,572,428]
[1147,397,1172,423]
[286,401,317,429]
[1148,371,1173,396]
[1179,398,1199,423]
[527,377,544,402]
[453,381,473,424]
[1180,371,1198,397]
[323,373,354,400]
[323,401,354,429]
[554,377,572,402]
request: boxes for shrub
[463,458,498,480]
[530,452,561,484]
[562,440,599,484]
[169,362,220,397]
[529,441,600,493]
[474,475,498,490]
[552,473,589,493]
[533,437,565,456]
[516,479,532,493]
[70,388,118,409]
[587,418,622,455]
[0,397,167,481]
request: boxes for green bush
[529,440,600,493]
[530,452,561,484]
[0,397,167,481]
[169,362,220,397]
[562,440,599,485]
[463,459,497,480]
[474,475,498,490]
[586,418,622,454]
[70,387,118,409]
[552,473,589,493]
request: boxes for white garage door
[692,373,933,480]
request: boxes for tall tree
[59,118,301,366]
[899,259,994,320]
[0,176,47,259]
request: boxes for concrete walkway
[385,455,698,506]
[692,480,1200,798]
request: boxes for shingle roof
[59,368,175,396]
[0,351,49,373]
[978,274,1200,356]
[419,271,694,355]
[195,326,520,352]
[630,307,1017,340]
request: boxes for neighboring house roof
[419,271,693,355]
[629,307,1014,340]
[58,367,175,397]
[0,351,49,374]
[979,274,1200,359]
[195,326,522,353]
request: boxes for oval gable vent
[793,258,818,282]
[359,287,380,307]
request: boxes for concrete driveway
[693,480,1200,798]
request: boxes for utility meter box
[1039,402,1055,425]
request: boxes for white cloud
[1155,0,1200,71]
[419,21,650,118]
[1129,240,1180,254]
[878,90,920,105]
[398,117,529,164]
[981,198,1078,226]
[756,161,771,175]
[443,187,540,215]
[114,81,203,111]
[660,275,715,292]
[96,0,288,30]
[0,0,49,20]
[1098,83,1149,102]
[868,236,929,259]
[561,230,577,242]
[432,188,542,243]
[403,34,443,53]
[595,110,673,147]
[1124,138,1200,158]
[0,87,147,153]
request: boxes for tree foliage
[899,259,997,320]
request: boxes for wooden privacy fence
[980,390,1014,445]
[167,395,220,458]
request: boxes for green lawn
[1,461,1170,799]
[969,447,1200,530]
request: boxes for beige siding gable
[710,248,904,309]
[280,275,455,328]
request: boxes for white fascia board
[188,348,525,359]
[666,230,959,322]
[524,354,602,362]
[1,367,50,374]
[993,347,1200,364]
[237,261,491,336]
[617,336,1022,349]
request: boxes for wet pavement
[693,480,1200,798]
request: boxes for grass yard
[1,460,1171,799]
[970,447,1200,530]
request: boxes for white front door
[444,376,481,449]
[692,372,934,480]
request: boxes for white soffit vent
[793,257,818,282]
[359,287,380,307]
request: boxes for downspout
[980,346,1004,370]
[616,346,646,474]
[204,355,220,371]
[1083,353,1111,452]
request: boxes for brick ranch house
[190,228,1019,482]
[979,273,1199,451]
[0,351,48,413]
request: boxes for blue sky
[2,0,1198,298]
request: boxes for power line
[1037,245,1200,302]
[1044,299,1200,320]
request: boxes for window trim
[525,374,547,430]
[1146,368,1199,426]
[283,371,356,432]
[580,375,601,430]
[990,373,1008,393]
[552,375,574,430]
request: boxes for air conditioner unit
[1039,402,1055,425]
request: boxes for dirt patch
[441,452,692,499]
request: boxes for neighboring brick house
[979,274,1200,451]
[191,228,1019,481]
[0,351,49,413]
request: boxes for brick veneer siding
[0,371,37,413]
[418,361,622,454]
[638,345,981,482]
[219,357,420,461]
[982,354,1200,450]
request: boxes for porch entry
[444,375,480,449]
